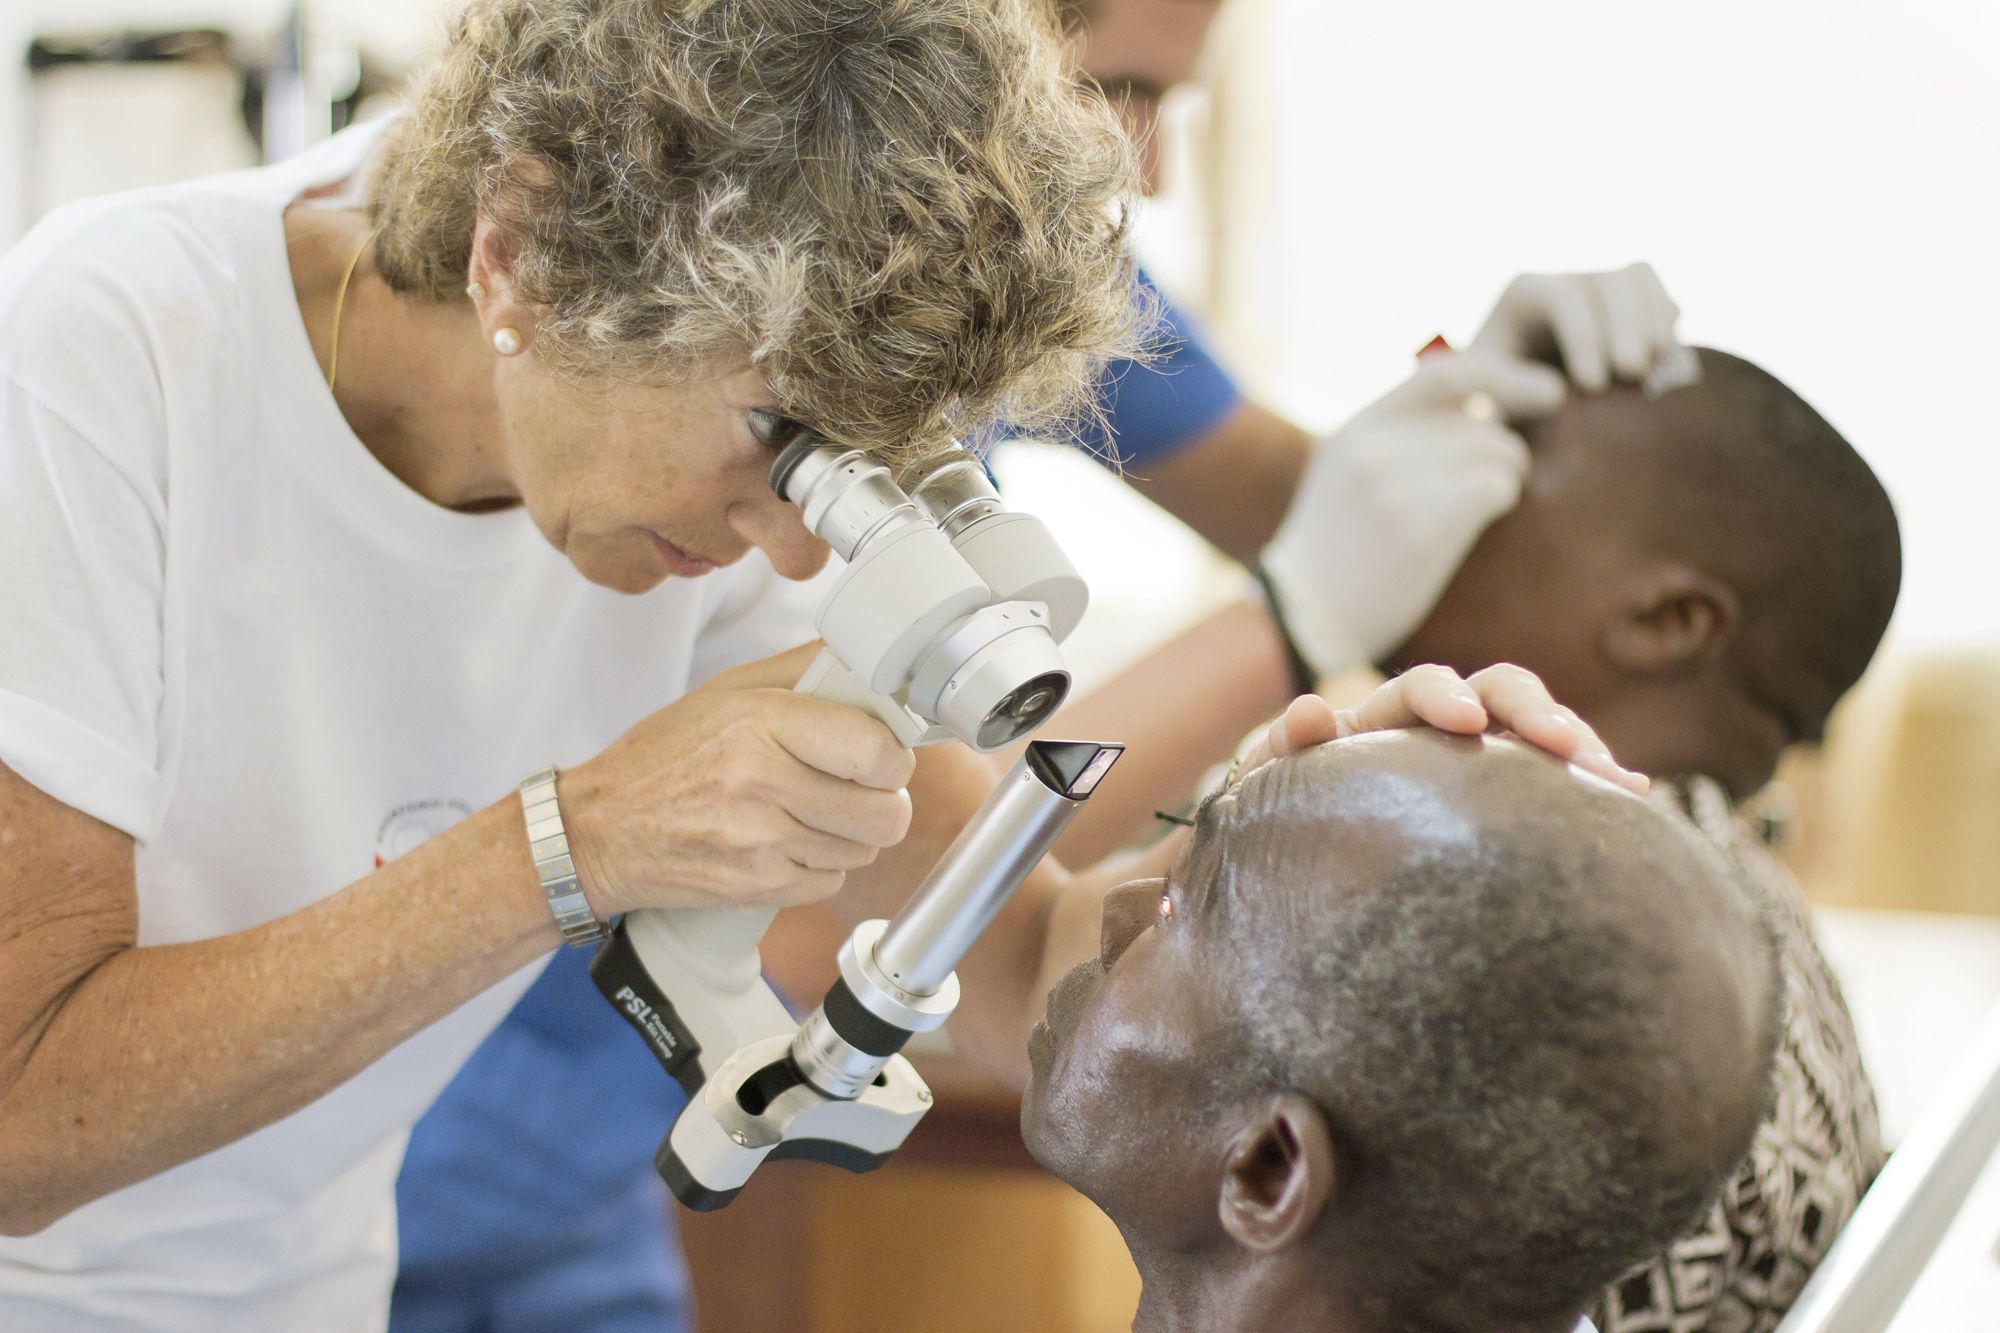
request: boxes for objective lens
[975,671,1070,750]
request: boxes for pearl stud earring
[492,327,523,356]
[465,281,485,302]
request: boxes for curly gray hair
[371,0,1142,464]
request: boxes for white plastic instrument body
[590,439,1112,1209]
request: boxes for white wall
[0,1,451,241]
[1242,0,2000,648]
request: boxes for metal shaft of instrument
[872,761,1081,997]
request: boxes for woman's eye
[749,409,808,449]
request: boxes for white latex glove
[1260,352,1566,674]
[1468,261,1699,394]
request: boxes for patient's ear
[1217,1093,1336,1253]
[1600,562,1740,675]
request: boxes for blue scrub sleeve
[1072,267,1244,467]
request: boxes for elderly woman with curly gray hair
[0,0,1646,1327]
[0,0,1143,1324]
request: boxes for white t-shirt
[0,124,821,1329]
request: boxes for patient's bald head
[1390,348,1900,797]
[1023,733,1779,1332]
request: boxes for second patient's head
[1022,732,1779,1333]
[1387,348,1901,798]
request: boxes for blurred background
[3,0,1995,1327]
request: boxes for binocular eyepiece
[766,435,1085,753]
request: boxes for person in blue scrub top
[390,3,1699,1327]
[1073,270,1248,467]
[391,949,694,1331]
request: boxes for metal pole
[1777,999,2000,1332]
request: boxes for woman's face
[492,356,830,595]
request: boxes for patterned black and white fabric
[1587,778,1886,1333]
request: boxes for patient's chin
[1017,1031,1083,1182]
[1016,1068,1058,1170]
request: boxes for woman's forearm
[1121,401,1313,561]
[0,795,557,1235]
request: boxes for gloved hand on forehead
[1259,263,1696,679]
[1469,261,1699,394]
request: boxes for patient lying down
[1023,731,1780,1333]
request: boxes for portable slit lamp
[591,435,1121,1208]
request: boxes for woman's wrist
[422,797,570,958]
[519,769,610,946]
[545,761,622,921]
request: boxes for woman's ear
[1599,561,1740,675]
[1217,1093,1337,1254]
[465,216,542,357]
[466,155,557,312]
[468,213,529,296]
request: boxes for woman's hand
[1239,662,1648,794]
[560,643,916,918]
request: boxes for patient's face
[1020,769,1418,1233]
[1386,388,1835,798]
[1021,805,1243,1232]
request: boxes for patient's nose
[1100,879,1164,969]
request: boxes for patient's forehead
[1200,735,1745,990]
[1198,734,1627,911]
[1230,732,1611,812]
